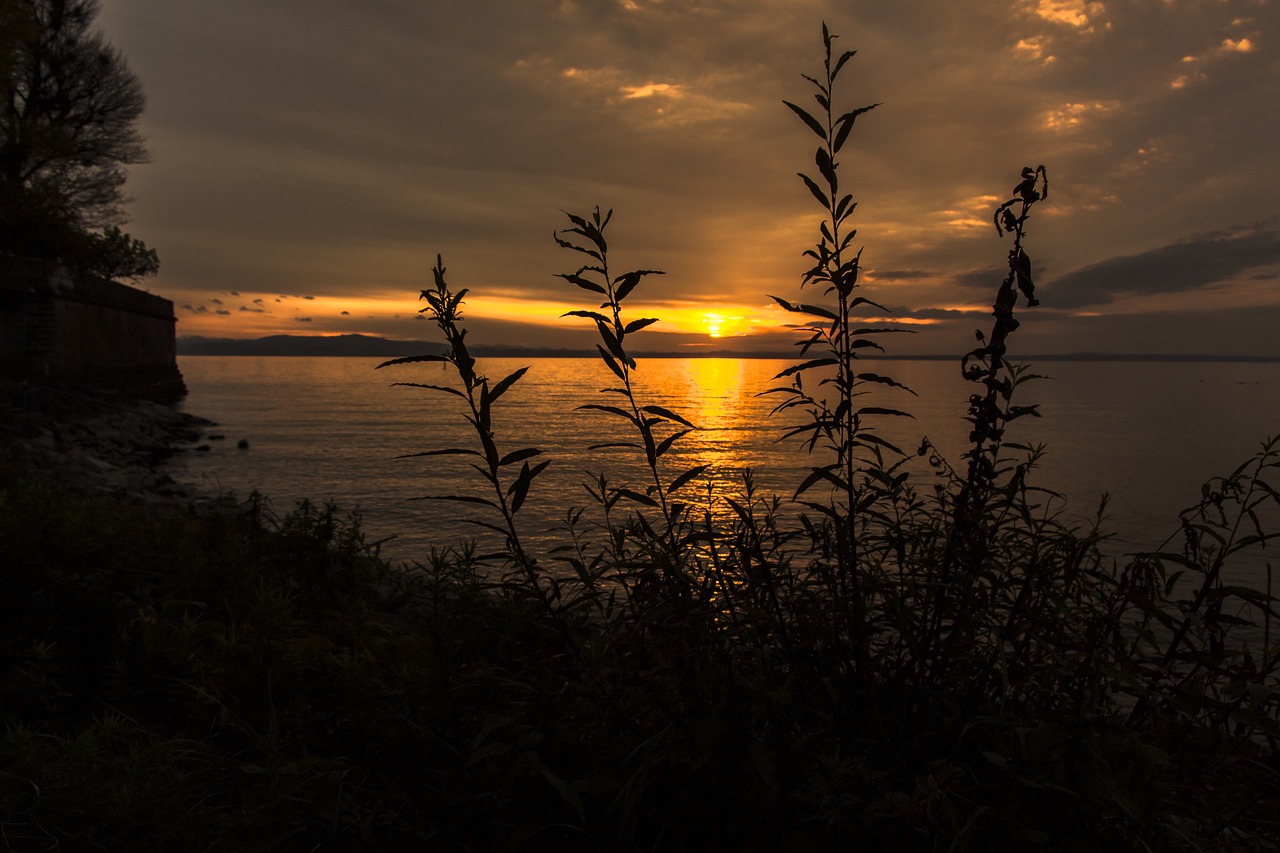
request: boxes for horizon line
[175,335,1280,363]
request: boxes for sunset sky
[98,0,1280,355]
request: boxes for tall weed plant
[378,24,1280,849]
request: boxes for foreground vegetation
[5,25,1279,851]
[3,444,1278,850]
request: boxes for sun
[699,312,749,338]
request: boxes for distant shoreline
[177,334,1280,363]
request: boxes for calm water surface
[172,356,1280,570]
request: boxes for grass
[4,24,1279,852]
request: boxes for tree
[1,0,157,279]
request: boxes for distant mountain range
[175,334,788,359]
[176,334,1280,362]
[177,334,446,357]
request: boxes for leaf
[668,464,710,494]
[640,405,697,429]
[833,116,856,153]
[723,496,753,527]
[376,353,448,369]
[461,459,496,485]
[388,382,466,399]
[394,447,482,460]
[655,428,692,458]
[596,345,627,381]
[597,319,626,360]
[774,358,838,379]
[838,104,881,127]
[770,295,839,320]
[463,521,511,539]
[855,372,915,393]
[409,494,497,508]
[508,459,551,514]
[854,433,906,456]
[796,303,840,322]
[798,173,830,209]
[816,147,837,188]
[794,465,846,499]
[832,48,857,78]
[498,447,543,467]
[562,309,610,324]
[616,488,658,508]
[614,269,664,301]
[624,317,659,334]
[848,295,889,312]
[489,366,528,401]
[557,272,608,294]
[579,403,640,425]
[797,500,841,521]
[589,442,642,451]
[835,193,855,221]
[856,406,914,419]
[833,104,879,154]
[782,100,827,139]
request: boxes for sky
[96,0,1280,356]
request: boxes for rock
[0,379,217,506]
[236,439,250,450]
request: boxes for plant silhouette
[371,24,1280,850]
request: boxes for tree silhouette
[1,0,157,278]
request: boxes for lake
[171,355,1280,572]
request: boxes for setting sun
[701,312,747,338]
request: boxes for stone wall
[0,257,185,399]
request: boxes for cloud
[868,269,934,282]
[522,61,754,128]
[1029,0,1108,31]
[215,309,230,315]
[1221,37,1254,55]
[1043,100,1115,131]
[294,317,312,322]
[239,305,266,313]
[953,268,1009,291]
[1042,227,1280,309]
[892,305,987,321]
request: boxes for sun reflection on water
[651,358,796,506]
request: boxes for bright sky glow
[96,0,1280,356]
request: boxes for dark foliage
[0,0,157,278]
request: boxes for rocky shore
[0,379,217,503]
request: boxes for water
[171,356,1280,572]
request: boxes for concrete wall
[0,257,185,398]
